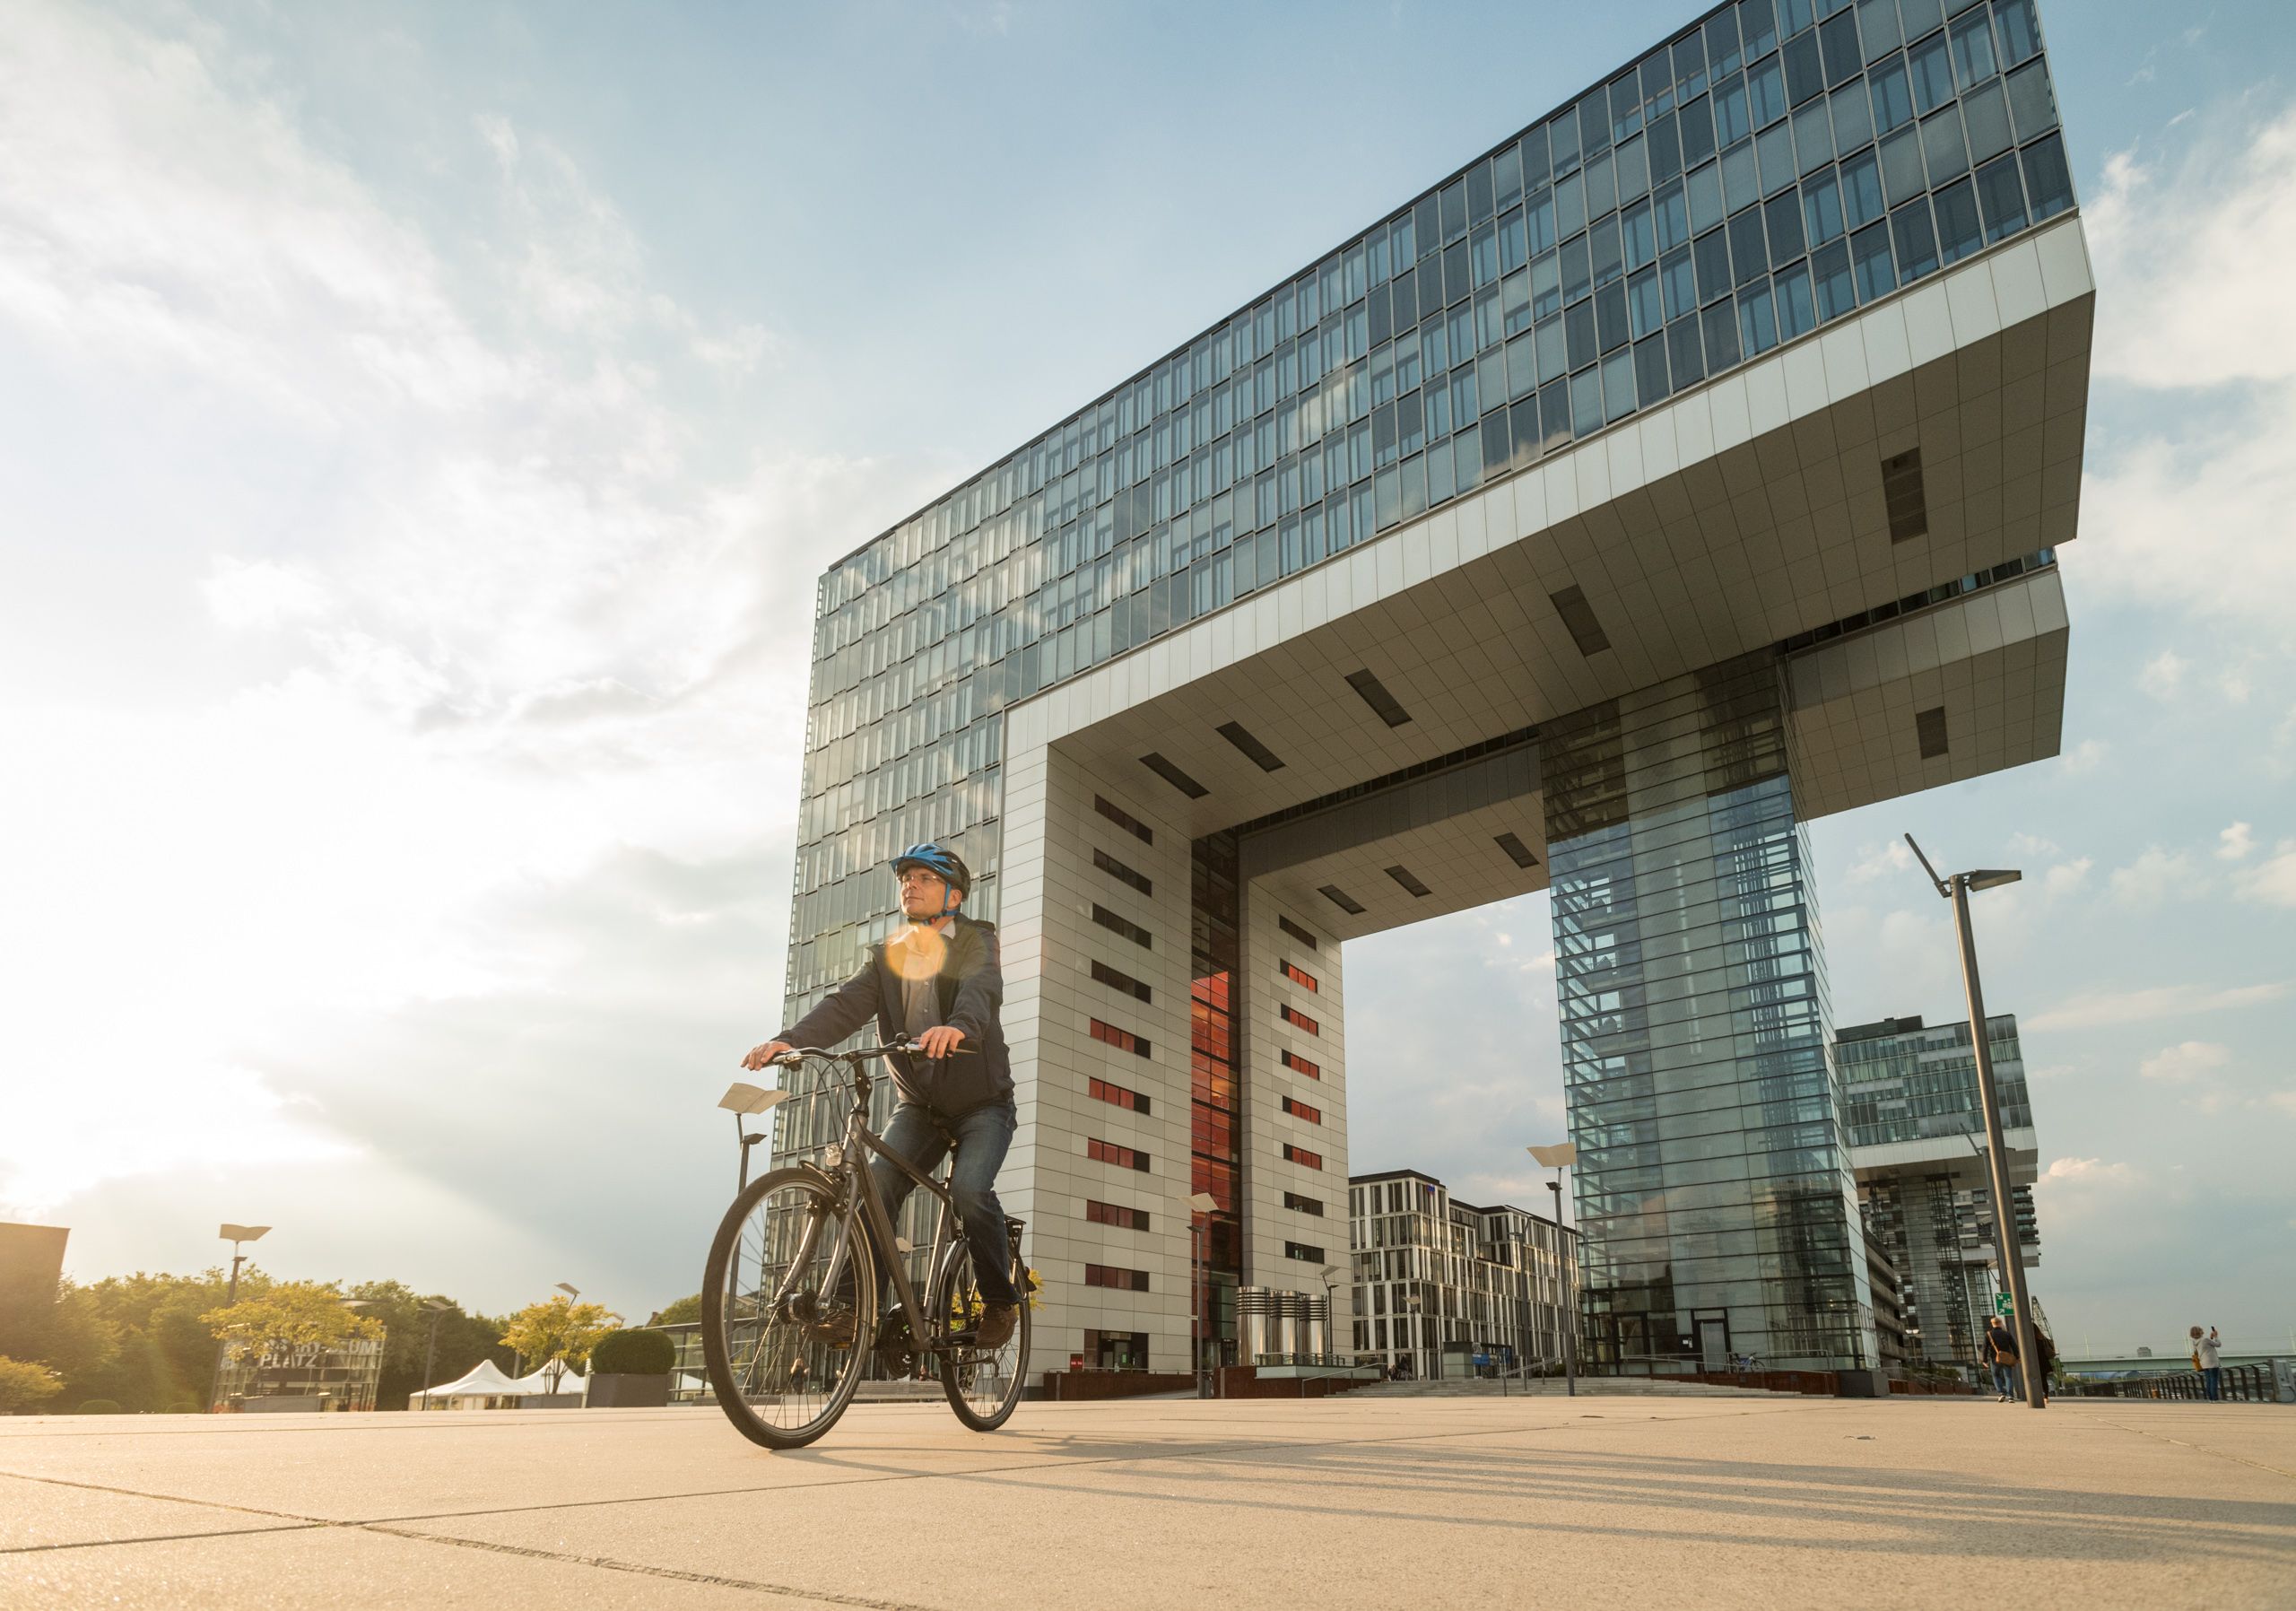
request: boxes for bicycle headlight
[822,1144,844,1171]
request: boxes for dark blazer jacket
[775,915,1012,1119]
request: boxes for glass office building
[773,0,2090,1375]
[1840,1013,2041,1366]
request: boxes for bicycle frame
[765,1052,976,1366]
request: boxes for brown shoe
[974,1302,1019,1351]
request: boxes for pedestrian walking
[1986,1314,2020,1400]
[2031,1326,2056,1406]
[2191,1325,2223,1401]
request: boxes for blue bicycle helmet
[891,842,972,897]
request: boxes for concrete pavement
[3,1393,2291,1608]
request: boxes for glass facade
[1188,832,1244,1367]
[1840,1013,2041,1366]
[1543,654,1874,1372]
[784,0,2080,1038]
[1839,1012,2033,1144]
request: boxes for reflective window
[1973,154,2028,242]
[2022,132,2074,221]
[1812,238,1856,320]
[1804,167,1845,245]
[1870,57,1914,133]
[1891,196,1940,282]
[1908,30,1955,113]
[1933,178,1983,264]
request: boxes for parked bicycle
[701,1040,1031,1449]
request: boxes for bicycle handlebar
[768,1039,974,1068]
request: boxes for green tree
[652,1293,702,1325]
[0,1277,118,1391]
[202,1281,383,1398]
[347,1280,514,1410]
[0,1356,65,1414]
[500,1296,613,1386]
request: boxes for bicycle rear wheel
[701,1167,878,1450]
[926,1237,1031,1432]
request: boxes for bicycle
[700,1039,1032,1449]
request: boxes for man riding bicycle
[743,843,1022,1350]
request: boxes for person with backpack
[1985,1313,2020,1401]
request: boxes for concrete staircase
[1357,1376,1781,1399]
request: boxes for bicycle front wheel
[927,1237,1031,1432]
[701,1167,878,1450]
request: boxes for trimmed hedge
[587,1328,675,1375]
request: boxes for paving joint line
[2088,1415,2296,1484]
[0,1400,1811,1554]
[355,1524,942,1609]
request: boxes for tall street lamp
[718,1083,789,1192]
[1528,1144,1577,1397]
[417,1300,453,1411]
[209,1223,270,1411]
[549,1284,580,1392]
[1904,833,2043,1411]
[1318,1265,1344,1366]
[1187,1192,1217,1397]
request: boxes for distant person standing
[2192,1325,2223,1400]
[1986,1315,2020,1401]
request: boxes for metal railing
[2063,1363,2288,1403]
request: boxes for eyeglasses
[896,871,944,888]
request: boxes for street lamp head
[422,1300,453,1313]
[554,1283,580,1300]
[1527,1143,1577,1169]
[1966,868,2023,892]
[718,1083,789,1117]
[218,1224,270,1243]
[1187,1192,1218,1214]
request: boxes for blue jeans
[2203,1366,2222,1400]
[868,1100,1020,1305]
[1992,1362,2016,1396]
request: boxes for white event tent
[414,1358,587,1409]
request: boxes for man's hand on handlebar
[740,1040,795,1071]
[914,1025,967,1060]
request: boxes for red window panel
[1281,1004,1321,1036]
[1085,1199,1151,1232]
[1280,961,1320,992]
[1089,1017,1152,1058]
[1281,1049,1321,1080]
[1089,1076,1150,1114]
[1089,1138,1151,1171]
[1283,1143,1324,1170]
[1282,1096,1323,1125]
[1083,1263,1151,1291]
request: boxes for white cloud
[2042,857,2093,899]
[2026,980,2289,1031]
[2057,738,2109,776]
[1847,839,1915,884]
[2077,98,2296,625]
[2138,1041,2231,1083]
[2235,840,2296,908]
[2216,822,2255,861]
[2108,847,2202,907]
[0,2,943,1227]
[2138,649,2187,699]
[2009,832,2062,858]
[2040,1156,2139,1186]
[204,557,333,631]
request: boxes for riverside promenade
[4,1393,2291,1608]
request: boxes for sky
[3,0,2291,1358]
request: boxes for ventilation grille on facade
[1550,586,1611,656]
[1915,706,1949,759]
[1215,721,1286,772]
[1494,832,1541,870]
[1318,884,1367,916]
[1385,865,1432,898]
[1139,752,1208,798]
[1883,448,1928,543]
[1344,669,1413,727]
